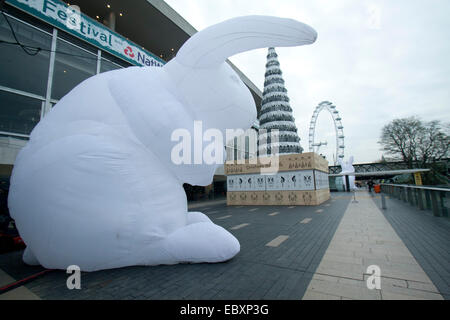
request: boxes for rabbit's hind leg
[23,247,40,266]
[186,211,212,224]
[163,221,240,264]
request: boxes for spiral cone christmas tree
[258,47,302,155]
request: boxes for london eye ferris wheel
[308,101,345,165]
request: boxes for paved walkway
[380,194,450,299]
[0,194,350,299]
[0,191,448,300]
[0,269,40,300]
[187,198,226,210]
[303,193,443,300]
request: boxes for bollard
[381,193,387,210]
[352,191,358,203]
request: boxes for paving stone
[12,192,444,300]
[302,191,445,300]
[375,195,450,298]
[322,254,363,265]
[381,291,426,300]
[380,285,444,300]
[0,286,41,300]
[307,278,381,300]
[302,291,341,300]
[407,280,440,293]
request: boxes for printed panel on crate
[314,170,329,190]
[228,170,317,191]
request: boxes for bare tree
[379,117,450,168]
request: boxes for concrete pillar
[107,12,116,30]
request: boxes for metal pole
[96,50,101,74]
[381,193,386,210]
[43,28,58,117]
[407,187,413,205]
[430,191,440,217]
[425,190,431,209]
[417,189,425,210]
[440,191,448,217]
[352,190,358,203]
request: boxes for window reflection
[0,91,41,135]
[51,39,97,100]
[0,15,51,96]
[100,58,122,73]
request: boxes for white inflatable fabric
[339,156,357,191]
[8,16,317,271]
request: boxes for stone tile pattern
[374,195,450,300]
[0,269,40,300]
[0,194,350,299]
[303,192,445,300]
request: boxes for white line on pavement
[230,223,250,230]
[266,235,289,247]
[217,215,232,220]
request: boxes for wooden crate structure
[225,152,330,206]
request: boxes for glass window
[101,50,131,68]
[51,39,97,99]
[0,15,51,96]
[100,58,122,73]
[0,90,42,135]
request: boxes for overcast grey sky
[165,0,450,164]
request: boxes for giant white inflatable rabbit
[8,16,317,271]
[339,156,357,190]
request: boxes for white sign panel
[227,170,327,191]
[297,170,315,191]
[314,170,329,190]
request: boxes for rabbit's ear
[176,15,317,68]
[349,156,354,165]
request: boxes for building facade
[0,0,262,197]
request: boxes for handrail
[380,183,449,217]
[381,183,450,192]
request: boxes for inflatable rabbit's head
[339,156,355,174]
[164,16,317,137]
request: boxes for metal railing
[380,184,449,217]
